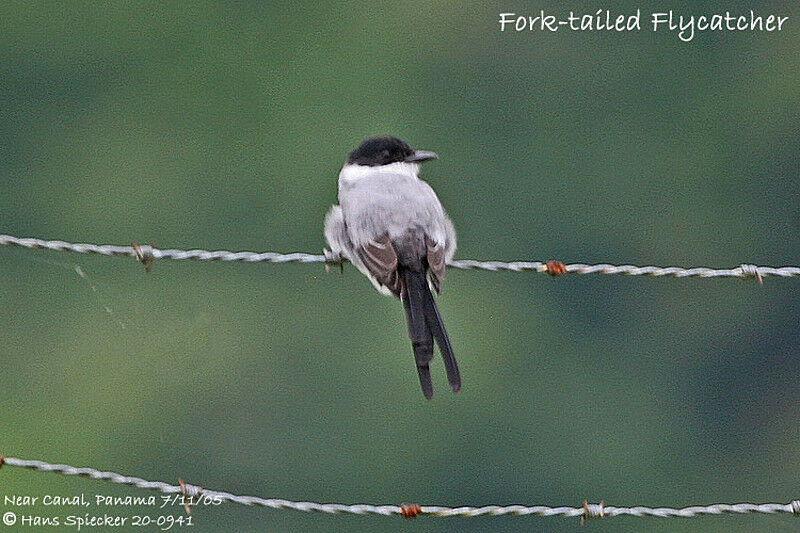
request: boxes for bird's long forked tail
[401,269,461,399]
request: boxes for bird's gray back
[339,172,450,251]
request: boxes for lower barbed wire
[1,456,799,520]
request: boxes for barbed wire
[1,456,798,521]
[2,234,798,280]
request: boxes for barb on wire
[1,456,799,521]
[1,233,798,280]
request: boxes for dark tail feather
[401,269,460,397]
[401,270,435,399]
[421,283,461,392]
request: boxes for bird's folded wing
[426,236,446,294]
[357,233,401,296]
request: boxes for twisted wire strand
[2,457,799,520]
[2,234,798,279]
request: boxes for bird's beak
[404,150,438,163]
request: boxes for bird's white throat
[338,162,421,185]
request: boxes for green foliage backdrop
[1,1,798,531]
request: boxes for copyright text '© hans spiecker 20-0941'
[498,9,789,42]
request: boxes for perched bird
[324,136,460,399]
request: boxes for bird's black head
[346,136,438,167]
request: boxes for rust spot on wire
[739,264,763,284]
[132,242,155,272]
[400,503,422,518]
[179,478,203,515]
[545,260,567,276]
[581,500,605,525]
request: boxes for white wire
[2,234,797,279]
[2,457,799,520]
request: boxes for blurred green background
[1,1,798,531]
